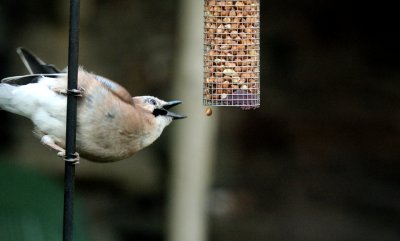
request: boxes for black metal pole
[63,0,80,240]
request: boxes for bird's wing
[17,47,61,74]
[18,47,133,104]
[5,47,133,104]
[93,75,133,104]
[1,73,65,85]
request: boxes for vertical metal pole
[63,0,80,240]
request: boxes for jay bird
[0,48,185,162]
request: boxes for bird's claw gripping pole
[66,87,85,97]
[63,152,80,165]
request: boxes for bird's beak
[162,100,186,120]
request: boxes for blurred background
[1,0,400,241]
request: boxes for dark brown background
[0,0,399,240]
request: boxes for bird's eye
[147,98,157,106]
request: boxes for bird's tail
[17,47,61,74]
[0,83,19,114]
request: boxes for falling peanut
[205,107,213,116]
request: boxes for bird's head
[130,96,185,151]
[133,96,186,126]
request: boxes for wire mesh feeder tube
[203,0,260,109]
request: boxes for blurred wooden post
[167,0,218,241]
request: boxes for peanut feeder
[203,0,260,110]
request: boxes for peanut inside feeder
[203,0,260,109]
